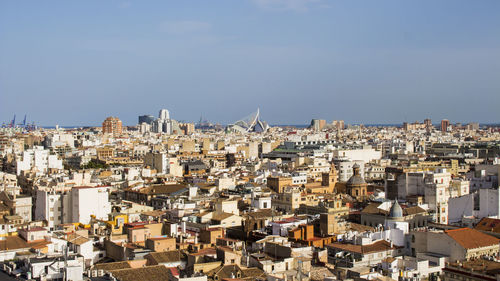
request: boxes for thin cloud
[252,0,325,12]
[119,1,132,9]
[160,20,212,34]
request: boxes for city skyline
[1,0,500,126]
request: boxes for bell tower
[321,162,337,192]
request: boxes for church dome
[347,174,366,185]
[347,163,366,185]
[389,200,403,218]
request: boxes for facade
[35,186,111,229]
[16,146,63,175]
[410,228,500,261]
[310,119,326,131]
[346,164,368,200]
[361,201,429,230]
[441,119,450,132]
[102,116,123,135]
[138,114,156,125]
[144,152,183,177]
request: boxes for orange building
[441,119,450,132]
[288,224,335,248]
[102,116,123,135]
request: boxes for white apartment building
[144,152,183,177]
[424,169,451,224]
[35,186,111,230]
[16,146,63,175]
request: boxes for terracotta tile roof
[94,261,132,271]
[403,206,426,216]
[475,218,500,233]
[212,212,237,221]
[361,203,387,215]
[327,240,398,254]
[66,233,90,245]
[446,259,500,276]
[347,223,375,232]
[109,265,170,281]
[241,267,266,278]
[0,236,29,251]
[137,184,187,195]
[146,250,182,263]
[445,228,500,249]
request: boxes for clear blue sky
[1,0,499,126]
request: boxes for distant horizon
[30,121,500,129]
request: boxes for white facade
[337,160,364,182]
[424,169,451,224]
[16,146,63,175]
[448,188,500,223]
[71,186,111,224]
[35,186,111,229]
[333,147,382,163]
[252,195,272,210]
[144,152,183,177]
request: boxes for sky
[1,0,499,126]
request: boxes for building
[138,115,155,125]
[441,119,450,132]
[327,239,402,267]
[226,109,269,133]
[424,118,432,128]
[102,116,123,135]
[410,228,500,261]
[144,152,183,177]
[346,164,367,200]
[16,146,63,175]
[35,186,111,229]
[310,119,326,131]
[443,259,500,281]
[360,201,429,230]
[332,120,345,131]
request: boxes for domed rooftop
[347,174,366,185]
[389,200,403,218]
[347,163,366,185]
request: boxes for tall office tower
[310,119,326,131]
[152,109,173,134]
[159,109,170,121]
[424,118,432,128]
[441,119,450,132]
[138,115,155,125]
[102,117,123,136]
